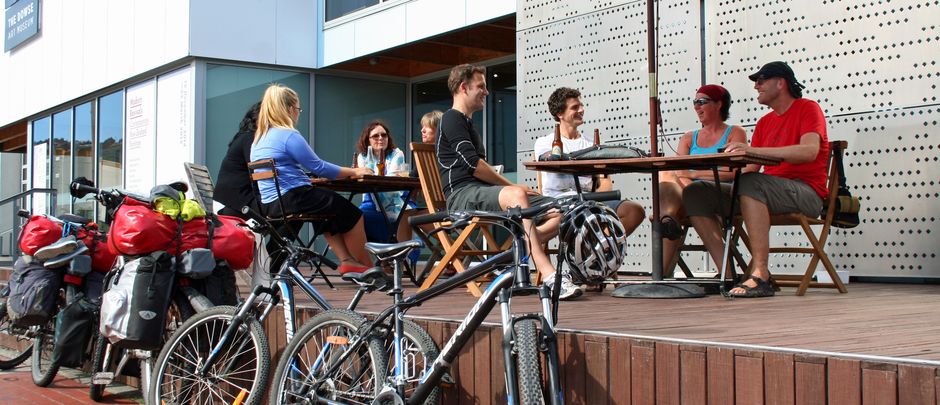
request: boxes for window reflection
[52,110,72,215]
[97,91,123,227]
[31,117,50,214]
[73,102,95,220]
[325,0,379,21]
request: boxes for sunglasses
[369,133,389,140]
[692,97,713,106]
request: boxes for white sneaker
[544,272,583,301]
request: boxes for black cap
[749,61,805,97]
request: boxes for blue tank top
[689,126,732,155]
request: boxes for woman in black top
[215,102,261,219]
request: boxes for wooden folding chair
[735,140,849,296]
[410,142,506,297]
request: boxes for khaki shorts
[683,172,823,218]
[447,183,554,213]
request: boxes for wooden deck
[257,276,940,404]
[3,265,939,404]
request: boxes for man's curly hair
[547,87,581,122]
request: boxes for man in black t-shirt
[437,64,579,300]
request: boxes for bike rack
[0,188,56,264]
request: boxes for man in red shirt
[683,61,829,297]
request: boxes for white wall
[517,0,940,279]
[189,0,318,68]
[0,0,191,128]
[322,0,514,66]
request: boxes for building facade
[2,0,938,280]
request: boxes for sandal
[729,275,775,298]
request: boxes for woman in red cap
[658,84,747,273]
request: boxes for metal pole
[647,0,663,281]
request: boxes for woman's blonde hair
[254,83,300,142]
[420,110,443,131]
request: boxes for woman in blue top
[659,84,747,272]
[250,84,374,274]
[354,120,414,242]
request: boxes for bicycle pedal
[439,371,455,388]
[92,372,114,385]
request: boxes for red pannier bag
[108,197,177,255]
[19,215,63,256]
[175,216,255,269]
[211,215,255,269]
[77,229,118,273]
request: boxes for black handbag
[829,142,860,228]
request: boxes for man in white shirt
[533,87,645,234]
[533,87,646,291]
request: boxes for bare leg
[616,200,646,236]
[730,195,771,293]
[498,186,556,278]
[687,215,726,272]
[325,217,373,267]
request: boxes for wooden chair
[735,140,849,296]
[410,142,505,297]
[183,163,216,212]
[246,158,337,279]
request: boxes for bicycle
[8,208,105,387]
[147,205,407,405]
[0,285,32,370]
[266,191,617,405]
[68,178,216,402]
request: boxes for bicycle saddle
[59,213,92,225]
[340,267,391,292]
[365,240,422,261]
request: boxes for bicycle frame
[308,214,565,405]
[197,245,372,376]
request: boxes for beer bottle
[551,124,563,159]
[352,153,359,168]
[376,155,386,176]
[594,128,601,146]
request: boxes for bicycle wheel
[0,302,32,370]
[31,320,60,387]
[149,305,269,405]
[387,319,440,405]
[269,309,386,405]
[513,319,546,405]
[87,335,111,402]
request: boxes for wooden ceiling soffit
[2,136,26,152]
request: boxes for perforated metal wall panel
[517,0,940,279]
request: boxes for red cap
[696,84,727,103]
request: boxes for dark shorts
[447,184,554,213]
[683,172,823,218]
[262,185,362,235]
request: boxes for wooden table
[313,175,421,242]
[525,151,782,297]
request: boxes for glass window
[484,62,517,175]
[325,0,379,21]
[73,102,95,220]
[412,77,452,145]
[52,110,72,215]
[31,117,51,214]
[314,74,406,167]
[98,91,124,225]
[205,64,310,183]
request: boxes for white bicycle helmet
[557,200,627,285]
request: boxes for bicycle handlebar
[408,190,622,227]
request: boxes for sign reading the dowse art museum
[5,0,40,52]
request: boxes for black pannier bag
[189,260,239,307]
[8,257,61,326]
[52,293,97,367]
[99,251,175,350]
